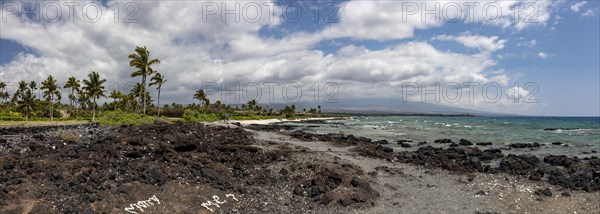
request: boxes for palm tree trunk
[50,94,54,121]
[142,76,147,115]
[92,96,96,121]
[157,88,161,118]
[70,89,74,114]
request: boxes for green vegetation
[0,120,89,128]
[129,46,160,115]
[82,71,107,121]
[56,129,82,143]
[97,110,156,126]
[0,46,332,126]
[41,75,61,121]
[16,89,38,121]
[182,109,220,122]
[149,72,166,117]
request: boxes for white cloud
[462,0,557,30]
[571,1,587,12]
[582,9,596,17]
[317,1,443,41]
[517,39,538,47]
[506,86,531,100]
[434,33,506,52]
[538,52,548,58]
[0,0,538,111]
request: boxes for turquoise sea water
[287,116,600,157]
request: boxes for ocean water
[286,116,600,157]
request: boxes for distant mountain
[248,98,516,116]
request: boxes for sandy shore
[214,117,344,126]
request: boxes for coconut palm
[29,81,37,90]
[193,89,207,107]
[247,99,256,111]
[77,92,89,110]
[16,89,38,121]
[82,71,107,121]
[149,72,167,117]
[0,81,9,102]
[41,75,61,120]
[129,46,160,115]
[109,90,124,111]
[11,80,27,103]
[130,83,143,112]
[203,97,210,109]
[63,76,80,112]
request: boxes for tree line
[0,46,321,122]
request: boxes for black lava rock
[3,163,15,170]
[509,142,542,148]
[434,139,453,144]
[534,188,553,197]
[499,154,540,175]
[459,139,473,146]
[399,142,412,148]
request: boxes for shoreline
[213,117,346,126]
[1,122,599,213]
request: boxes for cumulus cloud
[538,52,548,58]
[517,39,538,47]
[582,9,596,17]
[571,1,587,12]
[0,0,551,112]
[317,1,443,41]
[434,33,506,52]
[506,86,532,101]
[461,0,557,30]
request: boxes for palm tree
[11,80,27,103]
[63,76,80,112]
[130,83,143,112]
[203,97,210,109]
[193,89,207,106]
[247,99,257,111]
[122,94,134,112]
[82,71,107,121]
[77,92,89,110]
[29,81,37,90]
[41,75,62,120]
[109,90,124,111]
[129,46,160,115]
[0,81,9,102]
[149,72,167,117]
[16,89,38,121]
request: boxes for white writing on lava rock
[124,195,160,214]
[201,194,239,212]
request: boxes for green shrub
[182,109,220,122]
[56,129,82,143]
[0,110,24,121]
[0,116,25,121]
[97,110,155,126]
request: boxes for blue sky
[0,0,599,116]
